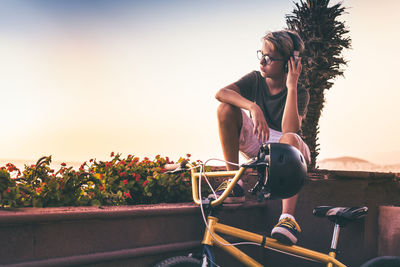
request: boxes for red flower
[135,174,141,182]
[61,163,66,167]
[36,188,42,194]
[6,188,11,193]
[142,180,149,187]
[180,173,185,178]
[110,152,115,157]
[186,153,191,158]
[123,179,128,185]
[161,168,166,173]
[124,192,132,199]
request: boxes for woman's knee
[280,133,311,164]
[279,133,301,149]
[217,103,241,123]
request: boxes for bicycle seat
[312,206,368,227]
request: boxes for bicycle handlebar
[164,161,250,207]
[186,163,246,207]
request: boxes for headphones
[285,31,300,73]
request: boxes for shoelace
[274,217,302,232]
[215,180,230,192]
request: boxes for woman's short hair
[262,30,305,59]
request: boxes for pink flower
[123,179,128,185]
[124,192,132,199]
[142,180,149,187]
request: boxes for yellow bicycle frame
[187,163,346,267]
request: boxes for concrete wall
[378,206,400,256]
[0,169,399,266]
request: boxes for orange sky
[1,0,399,166]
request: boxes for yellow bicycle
[154,143,396,267]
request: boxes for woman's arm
[215,83,254,110]
[216,83,270,142]
[282,56,303,133]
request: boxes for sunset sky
[1,0,399,167]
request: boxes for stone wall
[0,169,399,266]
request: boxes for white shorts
[239,109,311,163]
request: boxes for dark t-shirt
[234,71,309,132]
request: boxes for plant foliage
[0,154,208,208]
[286,0,351,168]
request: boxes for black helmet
[257,143,307,199]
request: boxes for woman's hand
[286,56,302,91]
[249,103,269,142]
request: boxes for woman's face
[259,41,285,78]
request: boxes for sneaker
[271,217,301,245]
[208,180,245,203]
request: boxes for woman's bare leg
[217,103,242,171]
[279,133,309,215]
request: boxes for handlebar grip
[164,160,189,173]
[164,164,181,171]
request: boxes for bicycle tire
[154,256,202,267]
[361,256,400,267]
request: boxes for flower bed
[0,153,209,208]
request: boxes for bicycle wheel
[361,256,400,267]
[154,256,202,267]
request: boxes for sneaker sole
[207,195,245,204]
[271,228,297,245]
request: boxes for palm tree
[286,0,351,169]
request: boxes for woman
[215,30,310,245]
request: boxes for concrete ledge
[5,240,201,267]
[0,170,399,266]
[378,206,400,256]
